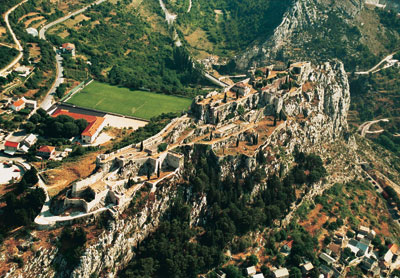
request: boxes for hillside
[235,0,400,73]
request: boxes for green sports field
[66,81,192,120]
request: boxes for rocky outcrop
[235,0,365,70]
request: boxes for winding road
[0,0,28,77]
[38,0,107,111]
[355,52,398,75]
[358,118,389,137]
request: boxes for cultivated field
[66,81,192,120]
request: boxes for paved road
[355,53,397,75]
[358,118,389,137]
[39,51,63,111]
[0,0,29,77]
[39,0,107,40]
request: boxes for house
[215,270,226,278]
[252,274,264,278]
[81,116,105,144]
[319,252,336,265]
[347,239,360,255]
[61,43,76,56]
[26,27,38,37]
[231,82,251,97]
[273,268,289,278]
[319,265,341,278]
[358,225,376,239]
[4,141,19,155]
[281,240,293,254]
[383,244,399,264]
[356,241,369,256]
[37,145,55,159]
[10,97,36,111]
[14,66,31,77]
[301,262,314,274]
[10,98,25,111]
[22,134,38,147]
[52,109,105,143]
[246,266,257,276]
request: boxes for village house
[14,65,32,77]
[319,252,336,265]
[215,270,226,278]
[381,243,400,270]
[281,240,293,255]
[300,262,314,275]
[273,268,289,278]
[52,109,105,143]
[10,98,25,112]
[4,141,20,155]
[37,145,56,159]
[360,257,379,275]
[61,43,76,56]
[10,97,37,111]
[246,266,257,276]
[22,134,38,147]
[252,274,264,278]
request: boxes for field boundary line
[59,102,150,122]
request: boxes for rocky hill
[3,60,353,277]
[235,0,399,72]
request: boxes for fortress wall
[64,198,88,212]
[72,171,105,197]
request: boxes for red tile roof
[82,117,104,137]
[5,141,19,148]
[38,145,55,153]
[62,43,75,50]
[12,99,25,107]
[286,240,294,249]
[389,243,399,254]
[52,109,104,138]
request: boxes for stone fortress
[46,60,349,222]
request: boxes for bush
[157,143,168,153]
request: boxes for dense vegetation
[120,150,326,277]
[47,1,205,97]
[57,227,87,268]
[177,0,293,54]
[0,168,45,243]
[0,46,18,69]
[349,65,400,157]
[23,108,88,139]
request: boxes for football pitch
[66,81,192,120]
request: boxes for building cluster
[212,224,399,278]
[315,225,399,278]
[4,133,37,156]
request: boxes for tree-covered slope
[174,0,293,58]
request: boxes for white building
[26,27,38,37]
[273,268,289,278]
